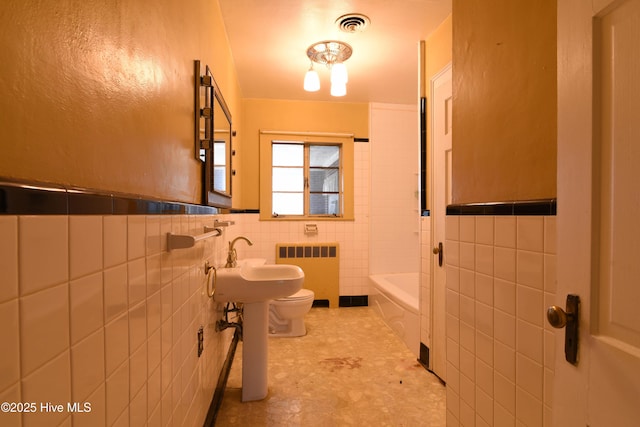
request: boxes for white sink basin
[236,258,267,268]
[214,262,304,303]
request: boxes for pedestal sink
[214,259,304,401]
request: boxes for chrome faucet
[225,236,253,268]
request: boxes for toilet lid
[276,288,314,301]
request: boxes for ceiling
[218,0,452,105]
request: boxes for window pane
[273,192,304,215]
[214,141,226,166]
[310,193,340,215]
[273,167,304,191]
[214,167,226,192]
[273,143,303,166]
[309,168,339,192]
[310,145,339,167]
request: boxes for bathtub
[369,273,420,357]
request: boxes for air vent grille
[336,13,370,33]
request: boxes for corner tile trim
[0,179,219,215]
[446,199,556,216]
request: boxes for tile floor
[215,306,446,426]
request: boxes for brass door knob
[547,305,569,328]
[546,295,580,365]
[433,242,443,267]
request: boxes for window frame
[259,131,354,221]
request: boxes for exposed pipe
[216,302,243,340]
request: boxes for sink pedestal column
[241,301,269,401]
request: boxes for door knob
[433,242,443,267]
[546,305,570,328]
[547,294,580,365]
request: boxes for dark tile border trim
[312,300,330,308]
[230,209,260,214]
[339,295,369,307]
[418,342,430,369]
[0,179,220,215]
[446,199,556,216]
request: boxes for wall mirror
[195,60,232,208]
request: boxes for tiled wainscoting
[444,210,557,426]
[0,212,236,426]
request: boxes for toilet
[268,289,315,337]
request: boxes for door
[431,64,452,380]
[555,0,640,425]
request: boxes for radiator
[275,243,339,307]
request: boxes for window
[213,140,227,193]
[260,132,354,220]
[272,142,341,216]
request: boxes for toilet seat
[274,288,314,302]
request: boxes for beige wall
[237,99,369,209]
[424,15,453,93]
[0,0,241,204]
[1,0,555,208]
[452,0,556,203]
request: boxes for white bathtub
[369,273,419,357]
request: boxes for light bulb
[304,68,320,92]
[330,81,347,97]
[331,62,348,84]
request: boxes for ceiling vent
[336,13,370,33]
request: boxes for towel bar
[167,227,222,251]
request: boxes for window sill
[259,215,354,221]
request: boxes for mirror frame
[195,60,232,209]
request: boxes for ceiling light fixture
[304,40,352,97]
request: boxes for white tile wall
[1,213,234,427]
[0,299,20,393]
[369,104,420,275]
[19,216,69,296]
[0,217,19,303]
[445,215,556,427]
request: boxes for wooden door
[431,63,452,380]
[554,0,640,425]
